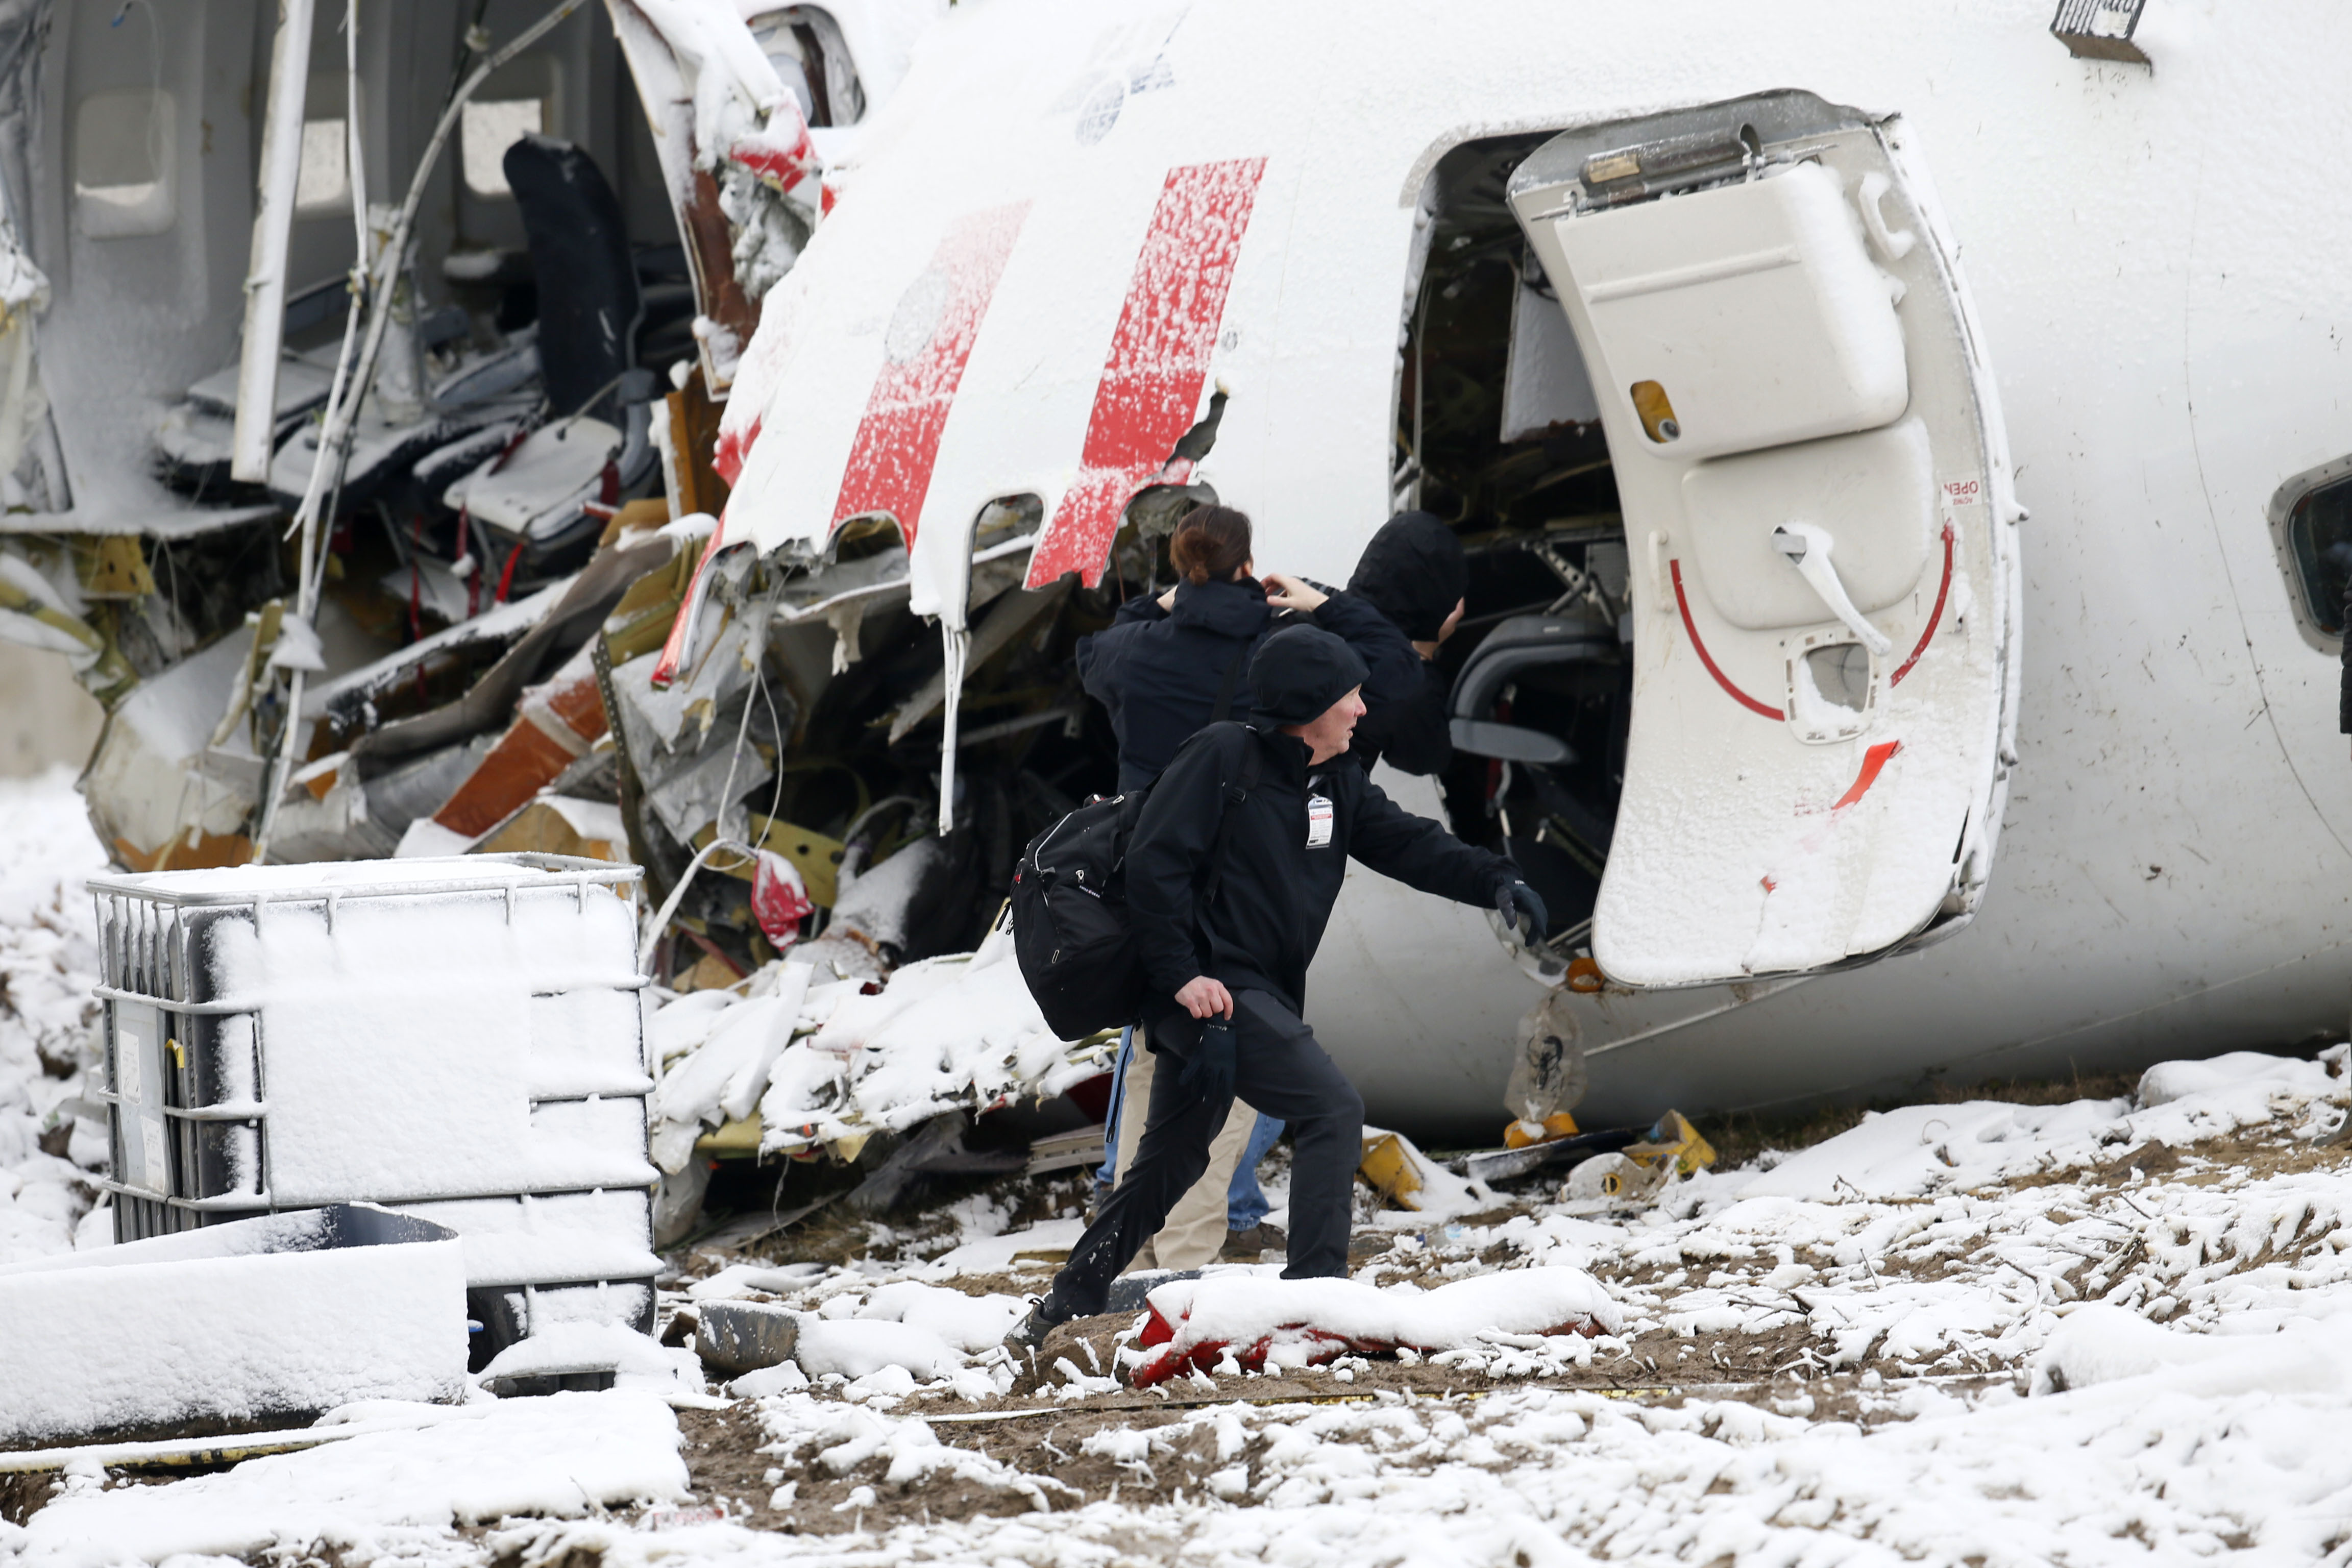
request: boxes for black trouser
[1045,989,1364,1318]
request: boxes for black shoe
[1222,1222,1288,1260]
[1003,1294,1073,1354]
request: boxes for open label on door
[1508,91,2019,988]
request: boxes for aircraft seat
[503,135,642,420]
[1448,614,1616,764]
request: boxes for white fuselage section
[1286,1,2352,1135]
[618,2,2352,1136]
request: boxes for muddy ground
[630,1074,2351,1539]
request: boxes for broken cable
[638,836,759,978]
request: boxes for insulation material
[647,962,812,1172]
[789,835,944,982]
[753,926,1107,1156]
[638,912,1102,1165]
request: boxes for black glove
[1178,1018,1237,1106]
[1496,877,1549,945]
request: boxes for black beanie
[1347,510,1466,642]
[1248,625,1369,726]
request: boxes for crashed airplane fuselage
[6,0,2350,1143]
[691,0,2352,1136]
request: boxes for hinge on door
[1575,126,1762,210]
[2050,0,2150,64]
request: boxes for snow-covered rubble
[0,766,107,1267]
[645,919,1111,1168]
[1,1393,688,1567]
[1131,1268,1621,1385]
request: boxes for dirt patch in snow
[0,1472,56,1528]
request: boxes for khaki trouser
[1111,1031,1259,1272]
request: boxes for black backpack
[1011,643,1260,1039]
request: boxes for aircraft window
[461,99,546,197]
[74,89,177,239]
[296,73,351,218]
[747,9,865,127]
[2279,468,2352,643]
[296,119,349,216]
[460,55,559,199]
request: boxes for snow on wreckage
[0,0,1130,1200]
[22,756,2352,1561]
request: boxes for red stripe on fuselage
[1832,740,1903,810]
[829,202,1031,548]
[1025,158,1268,590]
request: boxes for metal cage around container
[86,853,662,1362]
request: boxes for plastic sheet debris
[88,854,660,1365]
[1506,986,1588,1145]
[1562,1150,1666,1208]
[0,1205,465,1449]
[1625,1109,1717,1176]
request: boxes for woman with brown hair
[1077,504,1406,792]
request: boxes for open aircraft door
[1507,92,2021,989]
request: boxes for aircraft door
[1507,93,2019,989]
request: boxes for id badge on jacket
[1305,793,1334,849]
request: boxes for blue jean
[1095,1025,1284,1230]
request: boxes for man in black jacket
[1012,626,1546,1339]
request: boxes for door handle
[1771,524,1891,656]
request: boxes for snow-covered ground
[0,766,109,1264]
[9,769,2352,1564]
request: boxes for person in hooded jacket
[1010,625,1547,1341]
[1074,505,1422,1268]
[1342,510,1468,776]
[1075,504,1409,791]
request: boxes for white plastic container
[87,854,660,1361]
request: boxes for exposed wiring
[250,0,588,863]
[837,794,921,863]
[639,836,757,976]
[712,580,788,843]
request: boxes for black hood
[1347,510,1466,642]
[1248,624,1369,726]
[1168,575,1271,640]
